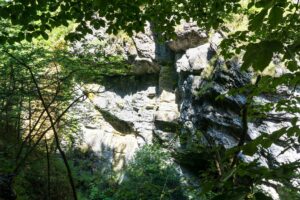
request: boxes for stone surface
[155,101,179,122]
[71,22,173,75]
[67,76,158,173]
[168,21,208,52]
[69,23,300,196]
[132,24,156,60]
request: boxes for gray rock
[67,23,300,195]
[168,21,208,52]
[132,24,156,60]
[131,57,160,74]
[185,43,212,72]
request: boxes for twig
[14,94,85,174]
[230,75,261,168]
[3,49,78,200]
[45,136,51,200]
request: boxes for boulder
[168,21,208,52]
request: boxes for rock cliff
[68,22,299,199]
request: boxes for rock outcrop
[69,21,299,198]
[167,21,208,52]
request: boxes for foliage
[0,15,136,199]
[113,144,186,200]
[194,58,300,199]
[196,145,300,199]
[220,0,300,73]
[0,41,76,199]
[14,155,73,200]
[0,0,299,199]
[65,144,186,200]
[68,148,118,200]
[0,0,242,42]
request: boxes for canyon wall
[68,22,300,199]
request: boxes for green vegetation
[0,20,131,200]
[0,0,299,199]
[113,144,185,200]
[73,144,185,200]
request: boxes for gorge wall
[68,22,300,199]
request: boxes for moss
[197,80,214,97]
[223,12,248,33]
[115,30,132,43]
[32,22,77,50]
[61,54,134,84]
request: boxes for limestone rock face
[175,43,214,73]
[69,21,300,195]
[132,24,156,60]
[155,90,179,123]
[68,75,158,173]
[71,22,171,75]
[167,21,208,52]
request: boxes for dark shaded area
[0,174,16,200]
[179,62,252,146]
[174,151,210,175]
[114,144,187,200]
[154,120,179,133]
[100,74,159,97]
[67,144,188,200]
[94,106,135,134]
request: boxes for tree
[0,0,299,78]
[114,145,186,200]
[0,0,299,199]
[0,0,241,41]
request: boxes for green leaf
[248,1,255,9]
[289,40,300,53]
[91,19,105,29]
[17,32,25,41]
[268,6,284,28]
[260,139,272,148]
[291,117,298,126]
[255,0,274,8]
[25,33,33,42]
[255,192,273,200]
[249,9,268,31]
[0,36,5,44]
[241,40,283,71]
[27,24,35,31]
[287,60,298,72]
[41,32,49,40]
[243,142,258,156]
[221,168,237,182]
[212,188,248,200]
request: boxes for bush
[113,144,186,200]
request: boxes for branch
[15,69,62,163]
[14,93,85,174]
[3,49,78,200]
[230,75,261,168]
[45,137,51,200]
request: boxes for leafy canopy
[0,0,299,73]
[0,0,300,199]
